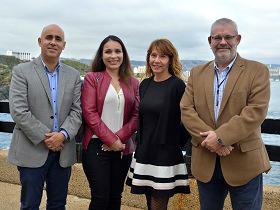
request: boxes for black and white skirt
[126,144,190,196]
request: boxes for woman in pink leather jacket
[81,35,139,210]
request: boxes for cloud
[0,0,279,63]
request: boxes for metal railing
[1,101,280,164]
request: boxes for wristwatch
[217,138,224,146]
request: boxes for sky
[1,0,280,64]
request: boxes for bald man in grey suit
[8,24,82,210]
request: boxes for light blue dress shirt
[213,55,237,122]
[41,59,68,139]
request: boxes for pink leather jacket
[81,71,139,155]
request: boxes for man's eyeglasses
[211,35,237,42]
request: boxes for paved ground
[0,181,143,210]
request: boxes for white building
[133,66,146,74]
[6,50,31,61]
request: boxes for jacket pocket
[239,139,261,152]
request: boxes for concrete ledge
[1,150,280,209]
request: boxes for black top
[138,75,186,145]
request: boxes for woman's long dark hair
[91,35,132,85]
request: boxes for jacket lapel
[218,55,245,119]
[204,62,215,123]
[98,71,111,114]
[57,64,66,115]
[120,79,131,123]
[33,57,52,104]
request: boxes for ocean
[1,81,280,185]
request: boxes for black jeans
[120,153,132,193]
[82,139,132,210]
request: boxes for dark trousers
[197,158,263,210]
[82,139,132,210]
[120,153,132,193]
[18,151,71,210]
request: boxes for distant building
[183,70,190,77]
[133,66,146,74]
[269,68,280,81]
[6,50,31,61]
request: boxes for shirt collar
[40,56,61,74]
[214,54,237,72]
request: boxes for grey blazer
[8,56,82,168]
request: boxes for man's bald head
[40,24,65,40]
[38,24,66,65]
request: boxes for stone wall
[0,150,279,209]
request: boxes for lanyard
[215,69,231,107]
